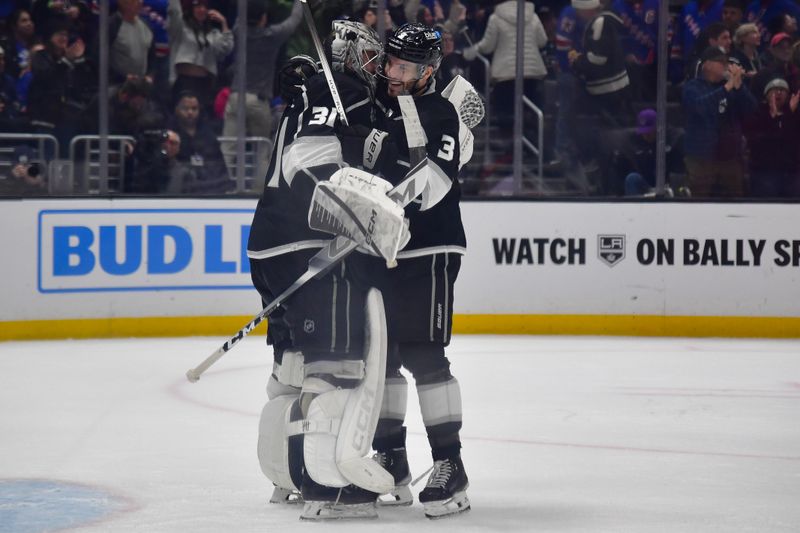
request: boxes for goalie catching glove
[308,167,410,266]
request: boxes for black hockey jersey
[247,72,376,260]
[573,11,630,96]
[374,85,467,258]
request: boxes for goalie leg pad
[294,289,394,494]
[257,394,301,492]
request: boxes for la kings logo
[598,235,626,267]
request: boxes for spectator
[434,24,468,88]
[759,31,793,73]
[167,0,233,113]
[537,5,559,79]
[0,145,47,196]
[744,0,800,46]
[1,9,37,80]
[687,22,733,79]
[682,46,757,197]
[417,5,435,26]
[167,91,232,193]
[32,0,94,45]
[613,108,683,195]
[553,0,586,164]
[110,0,156,86]
[463,0,548,131]
[27,16,95,147]
[613,0,658,101]
[570,0,630,116]
[352,0,379,28]
[0,45,21,117]
[730,22,761,78]
[722,0,745,31]
[128,128,196,193]
[139,0,171,106]
[1,9,40,111]
[767,12,798,40]
[670,0,724,82]
[221,0,301,166]
[109,76,166,137]
[743,77,800,196]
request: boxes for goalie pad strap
[304,359,365,380]
[287,417,341,436]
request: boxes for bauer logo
[37,208,254,293]
[598,234,626,267]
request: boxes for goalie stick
[299,0,349,126]
[186,95,426,382]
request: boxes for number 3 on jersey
[437,134,455,162]
[308,106,339,127]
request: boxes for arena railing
[69,135,134,194]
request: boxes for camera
[140,129,170,158]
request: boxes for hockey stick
[299,0,349,126]
[186,96,426,383]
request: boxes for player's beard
[386,77,421,97]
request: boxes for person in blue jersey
[745,0,800,46]
[553,1,585,168]
[612,0,658,100]
[670,0,724,82]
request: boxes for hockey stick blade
[185,158,429,383]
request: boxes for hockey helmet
[385,23,443,72]
[328,20,383,92]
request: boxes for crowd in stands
[0,0,799,198]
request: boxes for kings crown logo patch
[598,235,626,267]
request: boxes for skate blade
[269,487,303,505]
[423,491,471,520]
[377,485,413,507]
[300,501,378,521]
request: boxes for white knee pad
[257,393,301,491]
[291,289,394,494]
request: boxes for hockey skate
[300,485,379,521]
[373,448,413,506]
[269,485,303,505]
[418,456,471,519]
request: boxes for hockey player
[358,23,472,519]
[247,21,403,520]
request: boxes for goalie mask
[378,23,443,96]
[328,20,383,94]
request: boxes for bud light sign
[38,208,255,293]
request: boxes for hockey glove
[308,167,410,266]
[278,55,319,103]
[339,124,397,172]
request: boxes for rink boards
[0,198,798,339]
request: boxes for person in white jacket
[463,0,548,132]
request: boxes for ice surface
[1,335,798,532]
